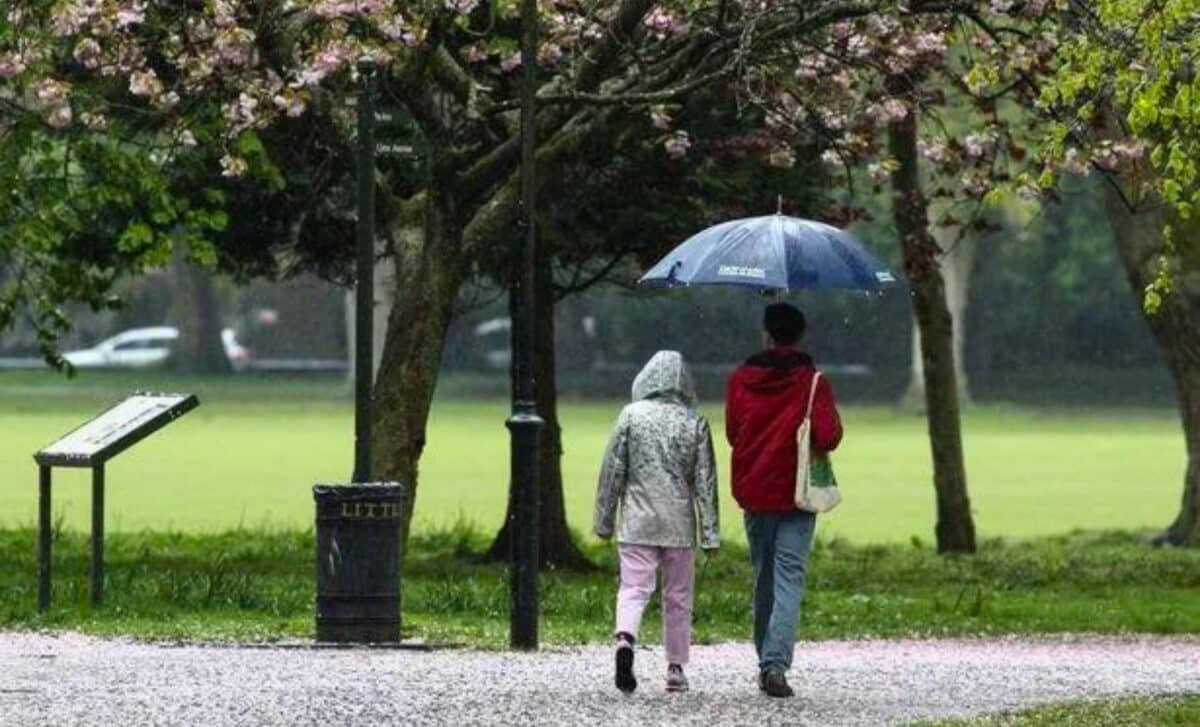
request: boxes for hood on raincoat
[631,350,697,407]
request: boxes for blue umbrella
[638,214,895,292]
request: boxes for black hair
[763,302,806,346]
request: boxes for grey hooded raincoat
[593,351,720,549]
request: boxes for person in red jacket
[726,302,842,698]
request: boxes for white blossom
[650,105,672,130]
[767,145,796,169]
[115,0,146,29]
[129,69,163,97]
[47,104,74,129]
[664,131,691,160]
[220,154,249,177]
[73,38,103,69]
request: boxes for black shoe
[615,639,637,693]
[758,670,767,692]
[762,668,794,698]
[665,664,689,692]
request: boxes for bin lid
[313,482,407,502]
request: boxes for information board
[35,392,198,467]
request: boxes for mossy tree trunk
[887,102,976,554]
[170,247,231,375]
[1101,182,1200,546]
[371,190,466,559]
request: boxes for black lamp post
[507,0,544,650]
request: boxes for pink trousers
[615,544,695,665]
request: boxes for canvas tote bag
[794,371,841,513]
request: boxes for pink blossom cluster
[313,0,386,18]
[866,98,909,124]
[917,140,950,164]
[295,42,356,87]
[650,105,672,130]
[33,79,74,129]
[73,38,103,69]
[49,0,102,37]
[0,53,28,79]
[643,8,688,39]
[664,131,691,160]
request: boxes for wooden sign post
[34,392,199,610]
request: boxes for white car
[63,326,250,371]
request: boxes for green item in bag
[811,456,837,488]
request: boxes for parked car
[473,317,512,371]
[62,326,250,371]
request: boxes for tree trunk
[170,248,231,375]
[902,209,972,410]
[1100,185,1200,546]
[887,109,977,554]
[485,245,593,570]
[1165,354,1200,546]
[372,191,466,557]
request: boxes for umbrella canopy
[638,214,895,292]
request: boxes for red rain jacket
[725,348,843,513]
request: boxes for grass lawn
[3,527,1199,646]
[918,695,1200,726]
[0,370,1187,544]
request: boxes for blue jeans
[744,510,816,672]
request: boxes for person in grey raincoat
[594,350,720,694]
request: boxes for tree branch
[461,108,607,255]
[485,66,736,111]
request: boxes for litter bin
[313,482,406,643]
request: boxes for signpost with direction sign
[34,392,198,610]
[347,61,424,485]
[310,56,419,645]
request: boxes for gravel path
[0,632,1197,726]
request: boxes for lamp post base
[506,408,544,650]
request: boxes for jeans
[744,510,816,672]
[615,544,695,665]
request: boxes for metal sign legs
[37,466,50,611]
[37,463,106,611]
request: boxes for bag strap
[803,371,822,422]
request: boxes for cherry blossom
[73,38,102,69]
[273,89,307,118]
[500,53,522,73]
[80,112,108,130]
[128,69,163,98]
[767,145,796,169]
[664,131,691,160]
[115,1,146,29]
[643,8,688,39]
[0,54,26,78]
[47,105,74,129]
[650,106,672,130]
[917,140,950,165]
[34,79,70,106]
[220,154,249,177]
